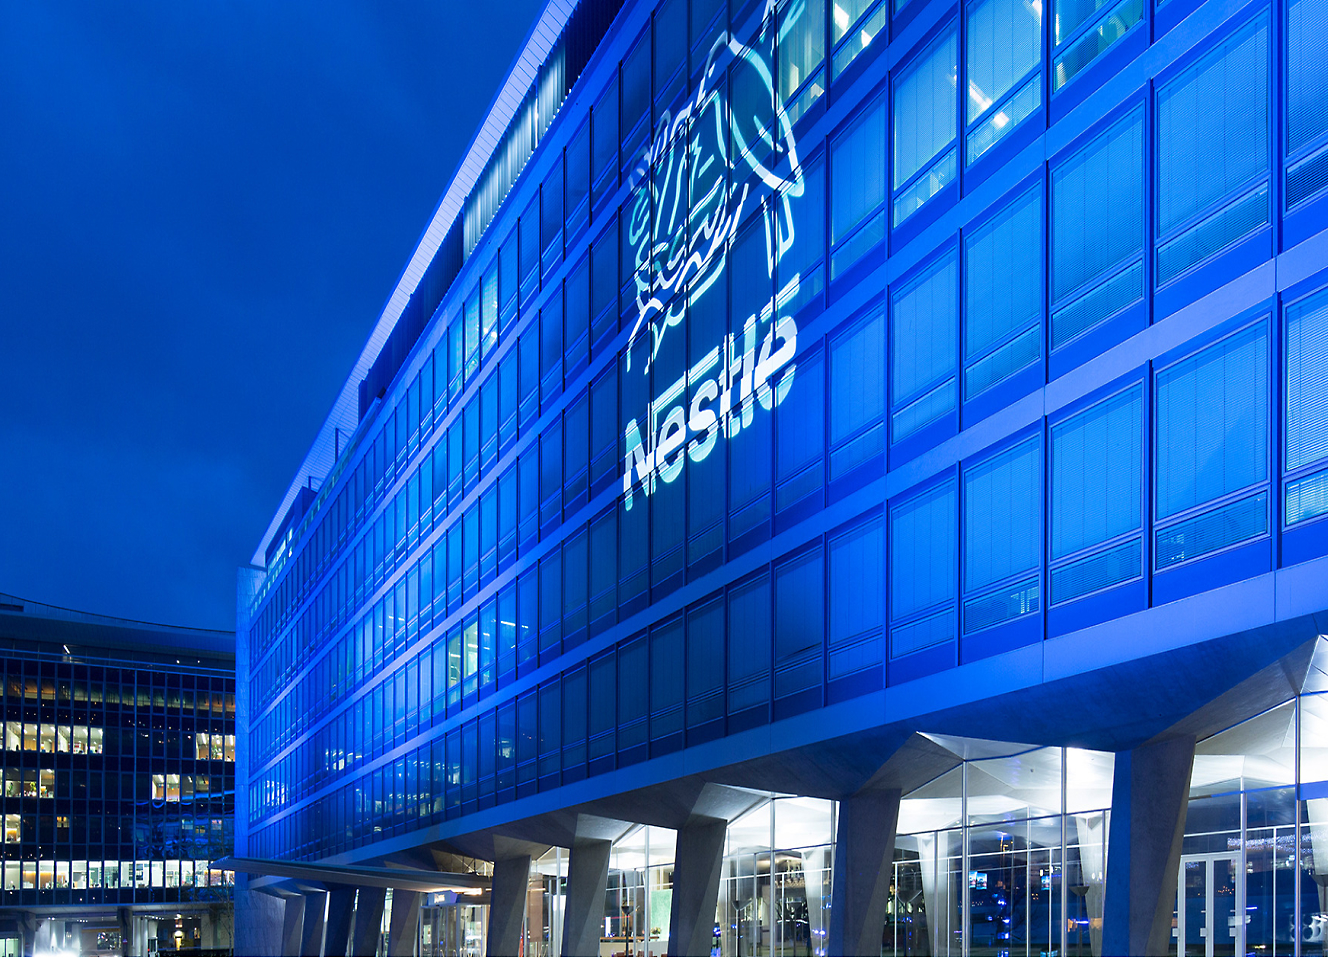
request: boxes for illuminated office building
[0,595,235,957]
[236,0,1328,952]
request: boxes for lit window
[966,0,1042,162]
[893,29,958,226]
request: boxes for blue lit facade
[238,0,1328,953]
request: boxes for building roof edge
[250,0,578,568]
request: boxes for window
[590,367,618,493]
[1052,0,1144,90]
[891,480,957,656]
[566,122,590,243]
[619,481,649,608]
[778,153,825,320]
[892,250,957,441]
[622,35,652,166]
[652,139,689,291]
[482,264,499,358]
[656,0,687,111]
[520,195,540,305]
[964,185,1042,399]
[500,230,519,331]
[566,265,591,381]
[649,619,684,744]
[543,159,564,278]
[1051,108,1143,349]
[1286,291,1328,526]
[964,437,1041,633]
[686,598,725,729]
[893,29,958,226]
[562,667,587,773]
[589,508,617,629]
[538,680,560,780]
[565,394,590,510]
[728,317,773,543]
[731,23,774,165]
[779,0,826,122]
[776,347,824,512]
[1050,386,1143,604]
[966,0,1042,162]
[541,297,564,402]
[1287,0,1328,208]
[618,636,648,753]
[563,529,588,646]
[1156,15,1269,284]
[588,652,615,762]
[728,572,771,716]
[732,215,771,328]
[828,514,884,679]
[832,0,888,77]
[590,222,619,347]
[592,79,619,208]
[773,546,824,701]
[689,366,726,562]
[1155,323,1268,568]
[539,552,562,656]
[828,310,885,479]
[830,97,886,277]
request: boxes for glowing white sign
[622,3,807,508]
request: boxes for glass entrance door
[1175,853,1241,957]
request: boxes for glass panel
[1288,0,1328,155]
[1157,16,1269,236]
[965,438,1041,593]
[1051,386,1143,559]
[967,0,1042,123]
[1155,323,1268,521]
[892,250,957,439]
[1052,108,1143,305]
[894,29,958,191]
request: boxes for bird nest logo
[622,3,806,508]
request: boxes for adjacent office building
[0,594,235,957]
[236,0,1328,951]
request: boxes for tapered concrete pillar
[562,839,612,956]
[487,856,532,957]
[1102,735,1196,957]
[828,788,901,956]
[301,890,328,956]
[323,887,357,957]
[667,816,728,958]
[351,886,386,957]
[281,895,307,957]
[387,890,422,956]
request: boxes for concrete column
[387,890,422,957]
[562,839,612,956]
[323,887,357,957]
[301,890,328,957]
[487,856,532,957]
[351,886,386,957]
[281,895,307,957]
[827,788,901,957]
[1102,735,1196,957]
[117,907,133,958]
[667,816,728,958]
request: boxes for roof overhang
[216,856,490,895]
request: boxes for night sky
[0,1,543,631]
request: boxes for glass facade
[0,600,235,955]
[241,0,1328,951]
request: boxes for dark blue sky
[0,1,543,630]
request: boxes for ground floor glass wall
[418,688,1328,956]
